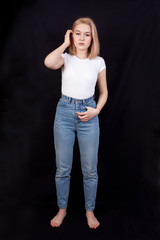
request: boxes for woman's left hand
[76,107,100,122]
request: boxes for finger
[68,29,73,33]
[83,118,89,122]
[65,30,72,37]
[76,111,87,115]
[80,117,88,122]
[67,29,72,33]
[67,30,73,35]
[79,116,89,121]
[78,115,86,119]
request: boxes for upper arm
[53,56,64,69]
[44,56,64,70]
[97,68,108,94]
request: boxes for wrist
[62,42,69,49]
[96,106,101,114]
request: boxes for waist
[61,94,94,105]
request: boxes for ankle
[59,208,67,214]
[86,210,94,215]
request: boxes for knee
[56,167,71,178]
[82,169,98,179]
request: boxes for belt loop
[68,97,71,104]
[83,99,85,105]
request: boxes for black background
[0,0,160,239]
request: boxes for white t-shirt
[61,53,106,99]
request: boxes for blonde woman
[44,17,108,229]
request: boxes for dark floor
[2,198,160,240]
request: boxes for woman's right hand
[64,30,73,47]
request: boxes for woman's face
[72,23,92,52]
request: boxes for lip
[78,43,85,45]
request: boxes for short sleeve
[61,52,67,59]
[99,57,106,73]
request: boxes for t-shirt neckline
[73,55,89,61]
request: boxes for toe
[50,220,57,228]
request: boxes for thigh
[54,99,75,169]
[77,110,99,172]
[77,98,99,150]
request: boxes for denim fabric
[53,94,99,211]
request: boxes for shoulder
[93,56,106,73]
[61,53,75,64]
[61,52,67,59]
[94,56,105,63]
[90,56,106,66]
[61,52,73,59]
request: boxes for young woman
[44,17,108,229]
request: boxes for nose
[80,34,85,41]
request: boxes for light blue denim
[53,94,99,211]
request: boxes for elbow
[44,58,52,68]
[44,57,48,67]
[44,58,58,70]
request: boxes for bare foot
[50,209,67,227]
[86,211,100,229]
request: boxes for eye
[85,34,90,37]
[75,32,80,35]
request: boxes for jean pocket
[86,99,96,109]
[57,98,69,107]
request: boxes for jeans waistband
[61,94,94,104]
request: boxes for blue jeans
[53,94,99,211]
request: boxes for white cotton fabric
[61,53,106,99]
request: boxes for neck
[75,50,88,59]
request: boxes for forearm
[44,42,68,68]
[96,90,108,113]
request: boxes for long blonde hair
[69,17,100,59]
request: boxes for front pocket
[86,99,96,109]
[57,98,69,108]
